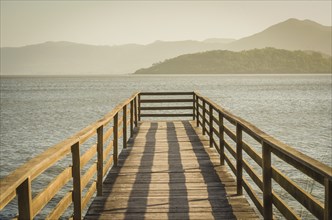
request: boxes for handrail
[0,91,331,220]
[193,91,332,220]
[0,92,139,219]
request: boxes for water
[0,74,331,218]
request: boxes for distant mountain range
[134,48,332,74]
[1,18,331,75]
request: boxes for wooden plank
[272,193,300,220]
[81,163,97,190]
[103,126,113,143]
[243,159,263,190]
[140,92,194,95]
[272,167,324,219]
[140,106,193,110]
[242,141,262,167]
[103,157,114,177]
[80,144,97,168]
[140,113,193,117]
[140,99,193,103]
[103,140,113,159]
[0,191,15,210]
[32,167,72,217]
[82,182,97,210]
[224,125,236,142]
[242,178,264,215]
[46,191,72,220]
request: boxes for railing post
[96,126,103,196]
[138,93,141,122]
[209,104,213,148]
[262,141,273,220]
[123,105,127,149]
[17,177,33,220]
[134,96,138,127]
[130,100,134,137]
[113,113,118,166]
[71,142,82,220]
[236,123,243,195]
[202,100,206,135]
[325,177,332,220]
[218,111,225,165]
[193,93,196,121]
[196,95,199,127]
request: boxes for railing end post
[324,177,332,220]
[262,141,272,220]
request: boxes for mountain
[0,40,228,75]
[1,18,331,75]
[134,48,332,74]
[226,18,331,55]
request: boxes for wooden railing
[1,91,331,220]
[193,92,332,220]
[138,92,195,120]
[0,92,139,220]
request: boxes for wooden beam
[262,142,272,220]
[130,100,134,137]
[123,105,127,149]
[97,126,103,196]
[71,142,82,220]
[17,177,33,220]
[113,113,118,166]
[219,111,225,165]
[236,123,243,195]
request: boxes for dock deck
[84,121,258,219]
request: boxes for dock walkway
[84,121,258,219]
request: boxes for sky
[0,0,331,47]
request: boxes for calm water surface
[0,74,331,218]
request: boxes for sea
[0,74,331,219]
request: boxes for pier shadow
[123,122,157,220]
[181,120,236,219]
[166,122,189,219]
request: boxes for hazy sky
[1,1,331,47]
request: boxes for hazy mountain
[0,40,228,75]
[1,18,330,75]
[226,18,331,55]
[135,48,332,74]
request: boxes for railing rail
[0,92,139,220]
[0,91,331,220]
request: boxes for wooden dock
[85,121,258,219]
[0,91,331,220]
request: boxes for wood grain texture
[85,121,258,220]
